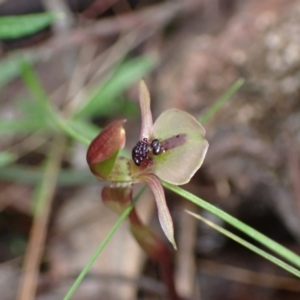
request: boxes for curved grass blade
[200,78,245,124]
[186,210,300,278]
[162,181,300,269]
[0,152,16,167]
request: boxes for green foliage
[67,119,101,141]
[0,119,44,135]
[0,54,34,89]
[0,166,96,186]
[0,13,61,39]
[0,152,16,167]
[19,58,53,124]
[74,57,154,119]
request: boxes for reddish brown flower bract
[86,120,126,166]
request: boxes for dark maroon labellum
[132,138,149,166]
[132,138,163,166]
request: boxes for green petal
[152,109,208,185]
[138,173,177,249]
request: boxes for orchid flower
[86,80,208,249]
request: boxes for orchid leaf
[87,120,126,179]
[138,173,176,249]
[152,109,209,185]
[139,80,153,140]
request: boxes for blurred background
[0,0,300,299]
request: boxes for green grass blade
[19,58,58,130]
[200,78,245,124]
[186,210,300,278]
[0,119,44,135]
[0,166,97,186]
[162,181,300,269]
[19,59,78,138]
[20,58,49,106]
[0,54,34,89]
[67,119,101,141]
[54,118,91,145]
[31,136,65,216]
[0,152,16,167]
[0,13,61,39]
[74,56,154,119]
[63,186,147,300]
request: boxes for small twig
[41,0,75,33]
[65,272,165,295]
[63,43,98,117]
[112,0,132,14]
[83,0,119,18]
[16,135,65,300]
